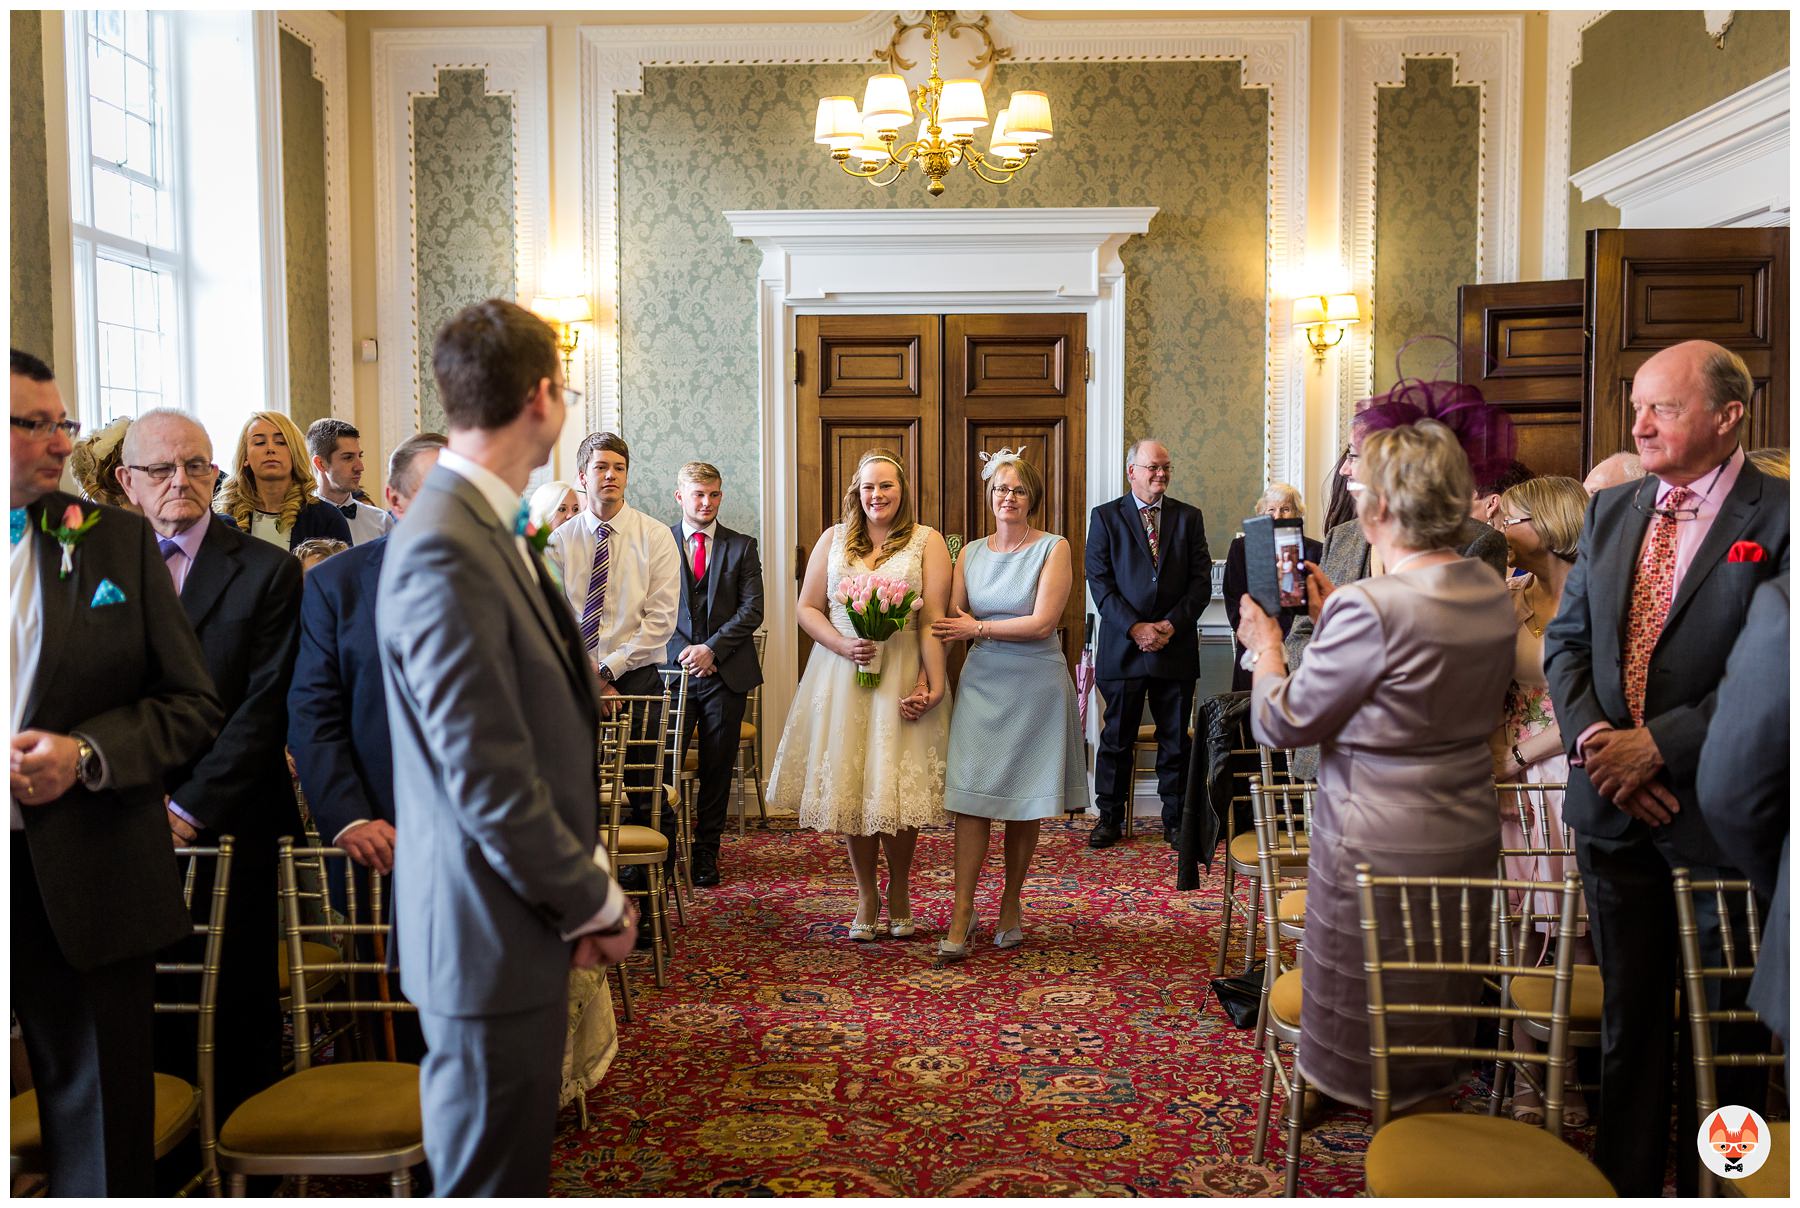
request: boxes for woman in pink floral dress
[1490,475,1593,1124]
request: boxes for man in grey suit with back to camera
[378,300,638,1195]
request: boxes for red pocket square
[1727,540,1766,563]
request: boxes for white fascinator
[978,447,1025,481]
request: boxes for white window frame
[64,9,190,428]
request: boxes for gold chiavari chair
[283,787,355,1064]
[732,631,768,835]
[1355,865,1614,1197]
[10,840,234,1196]
[655,666,692,924]
[1246,776,1314,1193]
[214,841,423,1196]
[597,717,636,1024]
[1672,869,1788,1198]
[600,691,675,989]
[1489,780,1601,1125]
[1216,742,1304,976]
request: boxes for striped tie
[579,522,612,658]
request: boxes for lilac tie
[158,537,182,589]
[578,522,611,658]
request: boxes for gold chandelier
[813,11,1054,197]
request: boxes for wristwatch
[74,738,102,790]
[597,664,616,685]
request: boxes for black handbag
[1207,965,1265,1029]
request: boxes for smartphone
[1243,515,1308,618]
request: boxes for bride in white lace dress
[767,450,953,941]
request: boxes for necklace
[1386,547,1449,575]
[992,527,1033,554]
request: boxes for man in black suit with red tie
[1545,340,1788,1196]
[665,461,763,886]
[10,351,221,1195]
[1084,438,1212,850]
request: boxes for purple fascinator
[1352,336,1515,486]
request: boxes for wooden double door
[795,312,1087,671]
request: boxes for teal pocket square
[90,578,126,607]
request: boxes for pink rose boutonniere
[41,503,101,579]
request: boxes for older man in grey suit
[378,299,637,1196]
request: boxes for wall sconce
[528,293,593,377]
[1292,293,1362,365]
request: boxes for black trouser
[1093,675,1194,831]
[12,840,157,1197]
[1576,826,1767,1197]
[676,672,749,858]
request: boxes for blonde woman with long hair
[217,410,352,550]
[767,449,953,942]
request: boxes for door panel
[1457,279,1584,480]
[1585,228,1788,465]
[944,313,1087,672]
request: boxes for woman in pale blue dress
[930,451,1088,958]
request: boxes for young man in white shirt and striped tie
[546,432,680,845]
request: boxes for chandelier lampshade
[815,11,1054,196]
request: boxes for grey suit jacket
[1696,574,1788,1042]
[378,465,613,1017]
[1544,462,1788,862]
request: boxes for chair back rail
[1355,865,1584,1133]
[153,839,234,1193]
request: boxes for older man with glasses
[10,351,220,1195]
[1083,438,1212,850]
[113,408,306,1131]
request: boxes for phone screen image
[1275,528,1306,608]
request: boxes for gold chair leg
[1283,1064,1307,1197]
[750,746,766,827]
[1252,1037,1278,1165]
[648,869,669,989]
[734,748,748,838]
[389,1168,413,1197]
[227,1172,248,1197]
[611,960,635,1023]
[1214,858,1237,976]
[578,1094,590,1132]
[1242,876,1262,976]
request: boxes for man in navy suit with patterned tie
[664,461,763,886]
[1084,438,1211,850]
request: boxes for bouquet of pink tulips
[833,572,922,688]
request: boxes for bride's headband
[978,447,1025,481]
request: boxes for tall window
[67,10,183,425]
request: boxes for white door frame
[724,207,1158,768]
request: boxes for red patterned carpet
[546,818,1379,1197]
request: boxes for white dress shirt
[546,502,679,678]
[681,518,719,583]
[434,451,625,938]
[316,491,394,546]
[12,523,42,830]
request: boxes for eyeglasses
[990,484,1030,499]
[1631,495,1702,522]
[561,385,584,409]
[1500,515,1534,529]
[125,458,217,482]
[11,416,81,439]
[1132,462,1173,474]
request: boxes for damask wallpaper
[617,60,1269,539]
[280,30,331,430]
[12,10,53,364]
[413,68,517,435]
[1372,58,1477,396]
[1567,10,1789,275]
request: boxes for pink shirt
[159,515,211,596]
[1576,444,1745,756]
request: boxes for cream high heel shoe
[888,917,915,938]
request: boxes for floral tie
[1621,486,1693,726]
[1142,504,1160,566]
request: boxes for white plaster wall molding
[370,27,549,461]
[579,14,1309,487]
[1338,17,1523,412]
[1570,68,1789,229]
[724,206,1154,771]
[276,10,351,421]
[1542,10,1608,279]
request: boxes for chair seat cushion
[611,825,669,855]
[277,941,344,993]
[219,1062,421,1156]
[682,748,699,770]
[1737,1120,1788,1197]
[1508,963,1603,1023]
[1277,889,1307,925]
[739,721,757,742]
[13,1073,198,1168]
[1365,1112,1614,1196]
[1270,969,1302,1029]
[1227,831,1310,869]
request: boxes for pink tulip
[62,504,84,530]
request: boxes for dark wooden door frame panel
[1458,278,1585,481]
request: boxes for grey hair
[1258,482,1303,516]
[1698,345,1753,420]
[1125,438,1168,468]
[121,407,210,462]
